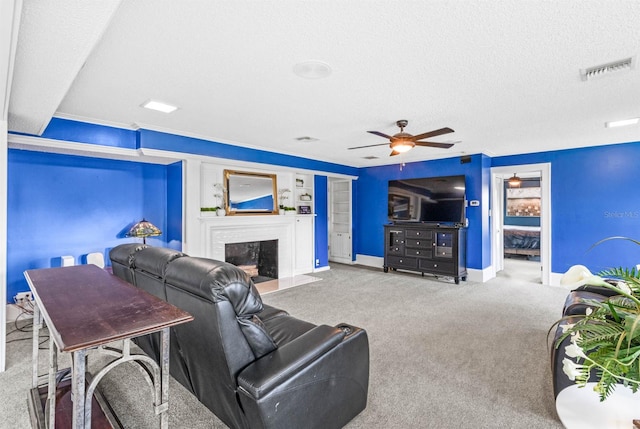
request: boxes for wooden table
[25,264,193,429]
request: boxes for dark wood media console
[383,223,467,284]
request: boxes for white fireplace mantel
[198,214,300,278]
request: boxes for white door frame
[492,175,505,274]
[490,163,552,285]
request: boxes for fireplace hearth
[225,240,278,283]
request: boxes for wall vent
[580,57,634,81]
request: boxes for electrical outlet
[14,291,33,304]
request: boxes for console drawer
[405,238,432,249]
[406,248,432,258]
[405,229,430,239]
[387,255,417,269]
[418,260,455,274]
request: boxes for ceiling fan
[348,120,456,156]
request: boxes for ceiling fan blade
[367,130,393,139]
[390,150,400,156]
[410,127,454,141]
[414,141,455,149]
[348,143,391,150]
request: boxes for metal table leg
[72,349,87,429]
[160,327,170,429]
[31,303,41,388]
[47,339,58,429]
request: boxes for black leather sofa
[109,243,369,429]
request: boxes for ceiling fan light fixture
[390,139,414,153]
[508,173,522,188]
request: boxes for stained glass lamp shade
[127,219,162,244]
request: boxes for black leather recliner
[109,244,369,429]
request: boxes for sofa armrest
[237,324,345,399]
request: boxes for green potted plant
[556,237,640,401]
[284,206,297,215]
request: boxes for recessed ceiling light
[141,100,179,113]
[605,117,639,128]
[293,61,332,79]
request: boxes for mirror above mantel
[224,169,279,215]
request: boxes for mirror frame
[224,169,279,215]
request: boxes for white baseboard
[313,265,331,273]
[354,254,383,268]
[549,272,564,287]
[6,303,33,323]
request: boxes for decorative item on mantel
[300,193,312,201]
[278,188,291,215]
[296,178,304,188]
[127,219,162,244]
[213,183,227,216]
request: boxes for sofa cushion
[109,243,149,268]
[133,246,186,278]
[165,256,277,357]
[109,243,148,284]
[263,314,316,346]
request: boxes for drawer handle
[416,251,420,255]
[416,241,420,245]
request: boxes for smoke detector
[580,57,634,81]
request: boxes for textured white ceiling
[7,0,640,167]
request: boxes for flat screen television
[388,175,466,225]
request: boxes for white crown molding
[7,133,175,164]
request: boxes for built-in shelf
[294,173,314,215]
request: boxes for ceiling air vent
[580,57,634,81]
[363,156,379,160]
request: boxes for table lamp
[127,219,162,244]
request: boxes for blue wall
[7,149,171,302]
[492,141,640,274]
[354,154,488,270]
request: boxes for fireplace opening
[225,239,278,284]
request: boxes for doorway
[490,163,551,285]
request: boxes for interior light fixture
[126,218,162,244]
[508,173,522,188]
[141,100,179,113]
[390,139,415,153]
[605,117,639,128]
[293,60,332,79]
